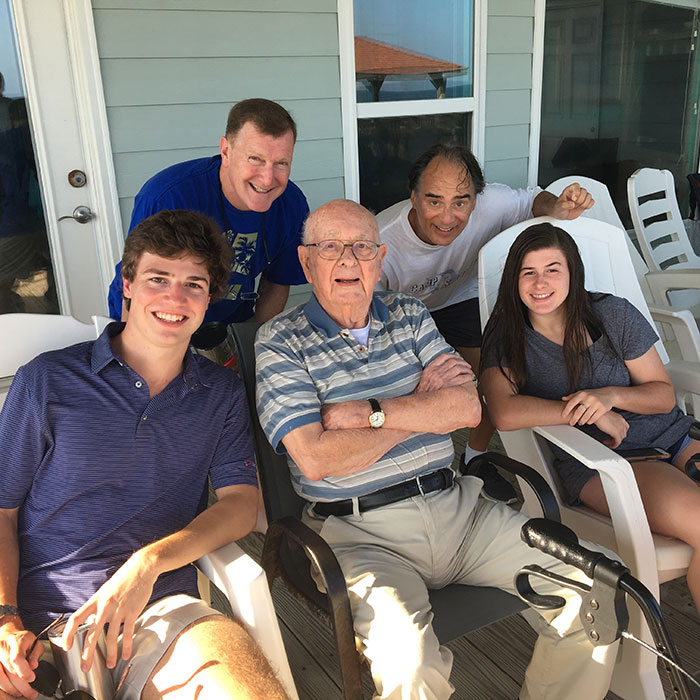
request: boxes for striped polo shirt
[255,291,456,501]
[0,323,257,633]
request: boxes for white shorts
[39,594,220,700]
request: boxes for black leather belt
[312,468,455,517]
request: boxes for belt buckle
[416,473,427,497]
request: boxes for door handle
[58,206,94,224]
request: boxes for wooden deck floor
[232,429,700,699]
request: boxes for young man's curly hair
[121,210,231,308]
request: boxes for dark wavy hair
[482,222,609,392]
[408,144,485,196]
[121,210,231,308]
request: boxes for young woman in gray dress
[480,222,700,611]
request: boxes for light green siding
[483,2,537,188]
[92,2,345,244]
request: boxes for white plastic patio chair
[0,312,297,699]
[478,216,700,700]
[547,176,700,369]
[627,167,700,316]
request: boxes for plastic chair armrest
[645,269,700,305]
[664,360,700,395]
[648,306,700,363]
[197,542,298,700]
[532,424,660,594]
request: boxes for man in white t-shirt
[377,145,592,500]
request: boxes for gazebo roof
[355,35,465,77]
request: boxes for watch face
[369,411,385,428]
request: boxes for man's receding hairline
[416,155,472,194]
[305,200,378,243]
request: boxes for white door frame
[11,0,122,317]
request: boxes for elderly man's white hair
[302,199,378,245]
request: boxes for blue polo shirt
[0,323,257,633]
[255,292,456,501]
[107,155,309,324]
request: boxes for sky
[354,0,474,67]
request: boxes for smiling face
[219,121,295,212]
[409,157,477,246]
[518,247,570,321]
[122,251,211,351]
[299,200,386,328]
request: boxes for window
[538,0,700,224]
[340,0,479,213]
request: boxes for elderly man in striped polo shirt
[255,199,618,700]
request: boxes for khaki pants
[306,475,619,700]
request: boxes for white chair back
[546,175,651,284]
[0,313,103,378]
[478,216,669,365]
[627,167,700,314]
[627,167,700,271]
[0,314,107,411]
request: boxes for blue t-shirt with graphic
[107,155,308,324]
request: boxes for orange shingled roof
[355,35,465,76]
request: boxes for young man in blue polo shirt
[0,210,289,700]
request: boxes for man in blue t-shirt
[107,98,309,329]
[0,210,289,700]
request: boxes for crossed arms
[281,353,482,481]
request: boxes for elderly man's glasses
[304,239,380,261]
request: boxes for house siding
[91,1,344,241]
[484,0,536,188]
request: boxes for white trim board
[529,0,545,187]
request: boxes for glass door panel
[0,0,58,314]
[538,0,700,227]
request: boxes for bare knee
[142,615,289,700]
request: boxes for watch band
[0,604,21,623]
[368,398,382,414]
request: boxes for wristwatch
[367,398,385,429]
[0,604,21,624]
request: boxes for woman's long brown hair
[482,222,610,392]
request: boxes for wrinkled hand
[0,619,42,699]
[321,400,369,431]
[415,353,475,394]
[63,552,157,672]
[551,183,594,220]
[561,388,614,426]
[594,411,629,449]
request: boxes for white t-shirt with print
[376,182,540,312]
